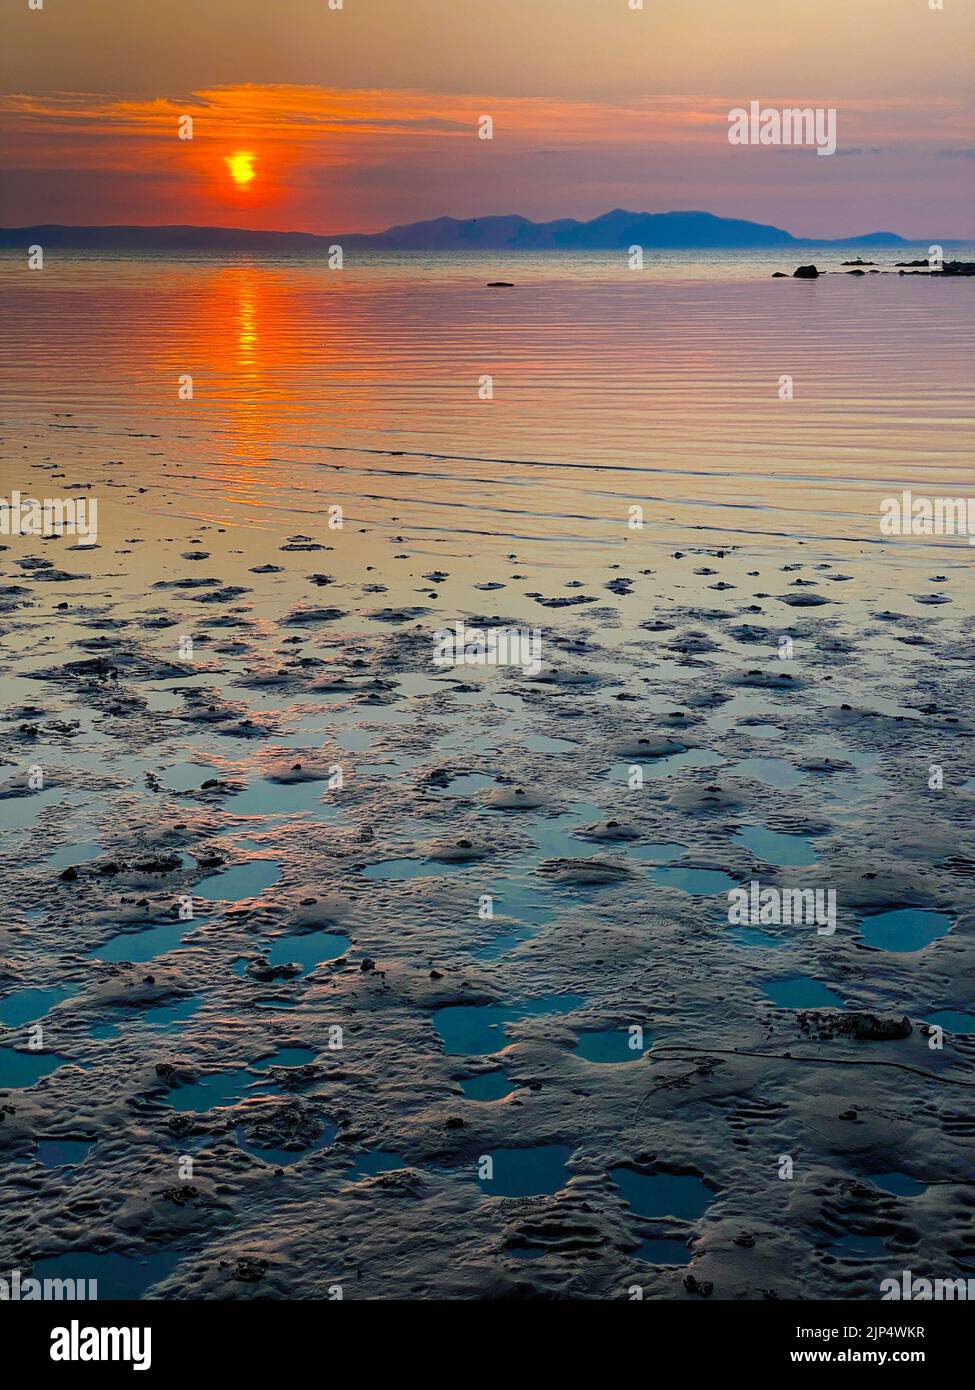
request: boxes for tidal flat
[0,254,973,1299]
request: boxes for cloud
[1,84,972,236]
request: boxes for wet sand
[1,255,973,1299]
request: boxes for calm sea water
[1,247,972,560]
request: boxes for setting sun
[225,150,256,187]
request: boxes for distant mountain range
[0,209,910,252]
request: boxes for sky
[1,0,973,239]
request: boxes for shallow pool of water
[335,728,375,751]
[610,1167,716,1220]
[522,733,578,754]
[0,986,75,1028]
[460,1071,518,1101]
[47,840,102,870]
[609,749,723,783]
[857,908,953,952]
[728,757,805,790]
[764,976,846,1009]
[362,856,469,881]
[264,932,350,973]
[869,1171,928,1197]
[194,859,281,901]
[652,866,738,896]
[0,1048,71,1088]
[226,778,344,819]
[627,842,687,864]
[163,1068,260,1112]
[344,1149,410,1179]
[90,919,191,964]
[524,804,604,859]
[160,761,216,793]
[90,995,202,1038]
[36,1137,94,1167]
[436,772,497,795]
[476,922,536,961]
[254,1046,317,1069]
[731,824,818,867]
[30,1250,182,1300]
[571,1028,651,1064]
[476,876,555,959]
[434,994,586,1055]
[476,1144,573,1197]
[923,1009,975,1034]
[0,787,89,831]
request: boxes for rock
[484,786,545,811]
[684,1274,713,1296]
[776,591,830,607]
[246,959,301,982]
[226,1257,267,1283]
[426,837,487,863]
[793,265,820,279]
[846,1013,912,1041]
[798,1010,912,1041]
[486,281,514,288]
[538,857,633,885]
[422,769,452,789]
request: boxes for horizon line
[0,207,936,242]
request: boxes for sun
[225,151,256,188]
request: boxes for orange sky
[1,0,973,237]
